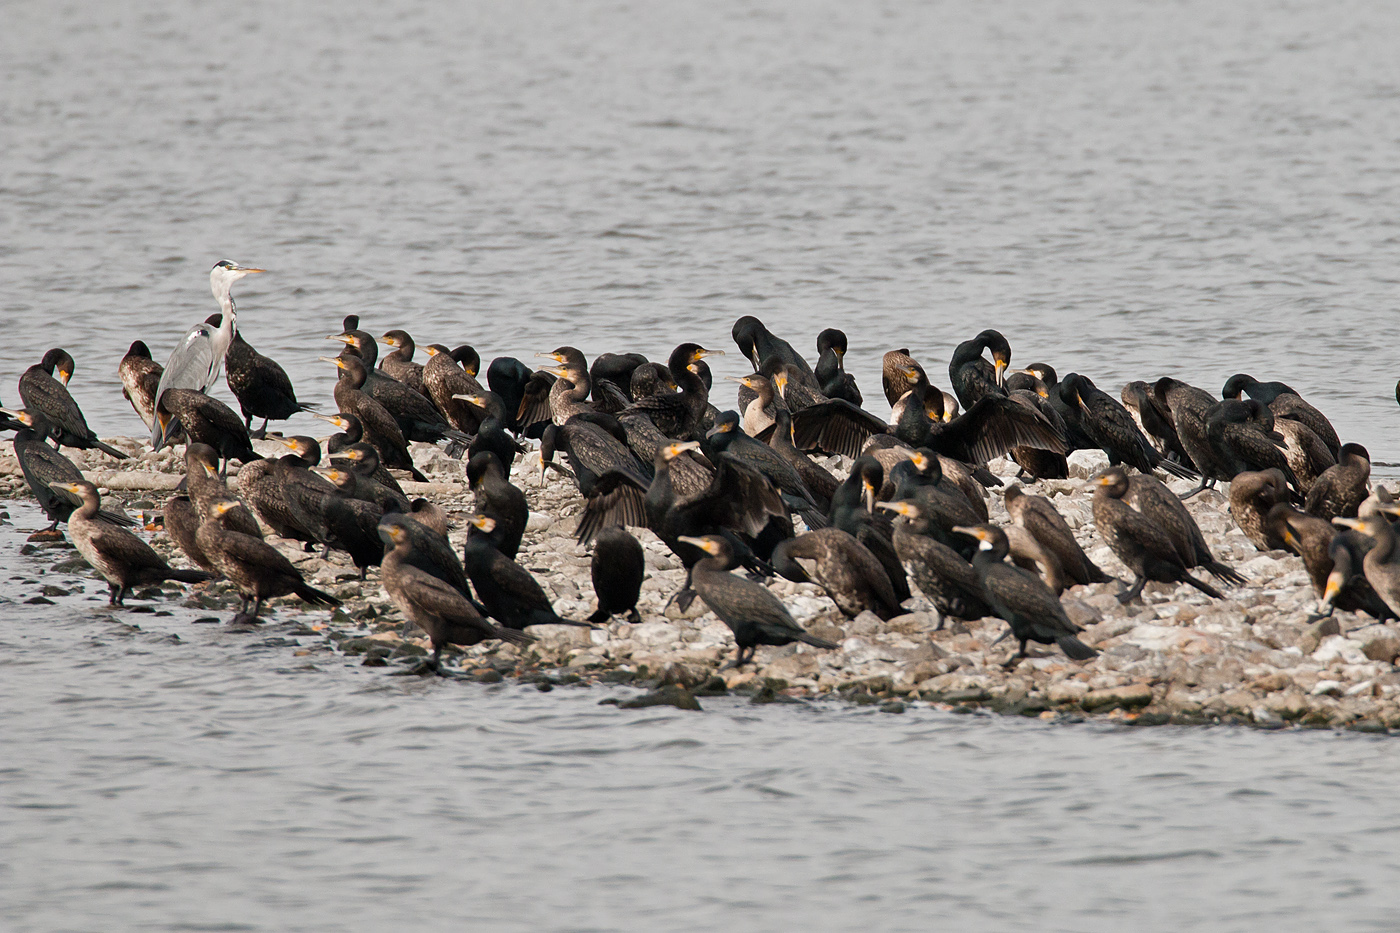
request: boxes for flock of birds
[2,260,1395,674]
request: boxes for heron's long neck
[215,285,237,339]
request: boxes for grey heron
[151,260,264,447]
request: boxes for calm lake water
[4,1,1400,929]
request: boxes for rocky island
[3,432,1396,734]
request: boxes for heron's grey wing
[152,324,217,445]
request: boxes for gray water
[4,1,1400,929]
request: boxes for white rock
[1311,680,1343,697]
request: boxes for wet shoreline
[4,434,1398,734]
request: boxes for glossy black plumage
[324,354,428,481]
[466,451,528,560]
[156,388,260,467]
[219,320,312,437]
[589,525,645,624]
[876,500,990,626]
[462,515,590,629]
[682,534,838,669]
[18,348,128,459]
[954,523,1097,661]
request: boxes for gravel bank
[3,435,1398,732]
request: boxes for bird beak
[1323,571,1343,605]
[317,356,346,369]
[326,334,355,345]
[451,393,486,408]
[875,500,912,517]
[677,535,718,555]
[705,422,733,437]
[994,357,1007,388]
[0,407,31,426]
[381,335,399,347]
[862,479,875,514]
[536,351,566,363]
[541,366,569,379]
[1332,517,1364,532]
[309,412,343,425]
[692,348,724,361]
[951,524,984,541]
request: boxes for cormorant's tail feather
[1057,634,1098,661]
[293,581,341,607]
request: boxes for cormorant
[624,343,724,440]
[196,499,340,623]
[0,408,134,531]
[327,332,466,444]
[952,523,1097,662]
[379,330,426,395]
[217,317,313,437]
[1267,503,1391,621]
[815,328,862,405]
[1332,512,1400,618]
[320,355,428,481]
[1090,468,1227,604]
[1003,484,1109,587]
[379,520,532,669]
[1204,399,1299,490]
[679,534,838,669]
[52,481,212,605]
[1064,373,1193,478]
[588,525,645,624]
[462,515,591,629]
[1222,374,1340,459]
[466,451,528,560]
[486,357,534,434]
[948,329,1011,410]
[155,388,261,469]
[772,528,901,620]
[18,348,128,458]
[422,344,486,435]
[1228,469,1290,552]
[1304,443,1370,521]
[118,340,163,432]
[882,349,926,408]
[875,499,990,626]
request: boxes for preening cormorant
[772,528,901,620]
[19,348,128,458]
[589,525,645,624]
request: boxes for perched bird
[952,523,1097,662]
[463,515,591,630]
[219,317,314,437]
[0,408,134,531]
[772,528,901,620]
[196,499,340,624]
[679,534,839,669]
[118,340,164,432]
[1222,374,1339,459]
[814,328,862,405]
[155,388,261,468]
[379,520,532,670]
[1228,469,1290,552]
[379,330,427,395]
[1304,443,1370,521]
[948,329,1011,410]
[152,260,264,447]
[588,526,645,624]
[51,481,212,605]
[1090,468,1228,604]
[1332,512,1400,619]
[1003,484,1109,587]
[876,499,990,626]
[18,348,128,458]
[466,451,528,560]
[320,354,428,481]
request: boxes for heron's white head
[209,260,264,306]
